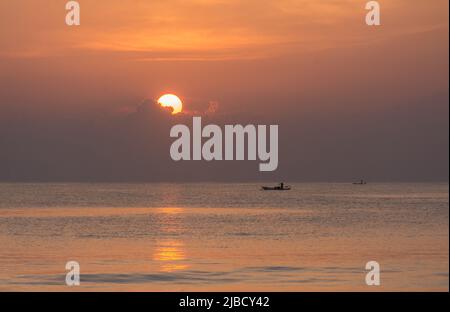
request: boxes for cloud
[206,101,220,115]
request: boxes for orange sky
[1,0,448,60]
[0,1,447,113]
[0,1,448,181]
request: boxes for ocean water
[0,183,448,291]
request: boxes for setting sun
[158,94,183,115]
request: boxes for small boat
[261,183,291,191]
[353,180,367,185]
[262,186,291,191]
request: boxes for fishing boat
[261,183,291,191]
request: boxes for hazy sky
[0,0,448,182]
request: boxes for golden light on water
[157,94,183,115]
[154,240,188,272]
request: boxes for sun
[158,94,183,115]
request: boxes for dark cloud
[0,88,447,182]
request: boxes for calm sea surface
[0,183,448,291]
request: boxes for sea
[0,182,448,291]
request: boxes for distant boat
[261,183,291,191]
[353,180,367,185]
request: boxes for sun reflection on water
[154,240,188,272]
[152,203,188,272]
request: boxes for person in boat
[280,182,284,189]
